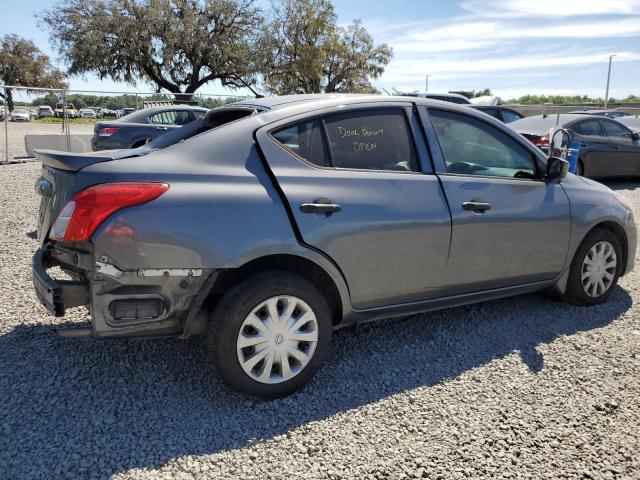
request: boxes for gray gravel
[1,162,639,479]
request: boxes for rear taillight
[49,183,169,242]
[98,127,119,136]
[528,135,549,148]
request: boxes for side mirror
[546,156,569,183]
[549,128,572,160]
[632,131,640,141]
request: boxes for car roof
[508,113,599,135]
[232,93,480,113]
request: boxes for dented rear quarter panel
[76,117,353,335]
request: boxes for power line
[495,56,612,91]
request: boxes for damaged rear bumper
[32,242,216,338]
[32,246,90,317]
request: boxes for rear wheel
[563,228,622,305]
[207,271,332,398]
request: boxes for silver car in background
[32,94,636,398]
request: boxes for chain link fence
[1,85,249,163]
[2,85,640,164]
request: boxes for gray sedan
[91,105,208,150]
[33,94,636,398]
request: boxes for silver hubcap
[236,296,318,384]
[581,241,617,298]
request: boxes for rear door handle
[462,201,491,213]
[155,126,169,131]
[300,202,342,214]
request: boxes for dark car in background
[471,105,524,123]
[91,105,208,151]
[509,114,640,177]
[568,109,631,119]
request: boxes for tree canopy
[261,0,392,94]
[40,0,264,94]
[506,94,640,105]
[0,34,66,110]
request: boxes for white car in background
[79,108,97,119]
[10,109,31,122]
[37,105,55,118]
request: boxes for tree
[261,0,392,94]
[40,0,263,95]
[473,88,492,97]
[0,34,66,111]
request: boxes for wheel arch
[587,220,629,275]
[550,219,629,296]
[183,254,347,337]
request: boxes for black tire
[131,139,150,148]
[562,228,622,306]
[207,271,332,398]
[575,159,584,177]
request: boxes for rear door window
[271,119,331,167]
[430,109,537,179]
[573,119,604,137]
[149,110,192,125]
[323,109,419,172]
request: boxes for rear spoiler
[34,149,130,172]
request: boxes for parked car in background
[399,92,472,104]
[79,108,97,119]
[10,109,31,122]
[33,94,636,398]
[0,107,5,121]
[568,109,631,119]
[116,107,136,118]
[471,105,524,123]
[54,103,79,118]
[91,105,208,150]
[37,105,54,118]
[101,108,118,118]
[509,113,640,177]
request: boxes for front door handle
[462,201,491,213]
[300,201,342,214]
[155,126,169,131]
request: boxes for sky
[2,0,640,101]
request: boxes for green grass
[33,117,99,125]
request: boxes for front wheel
[207,271,332,398]
[562,228,622,305]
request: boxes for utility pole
[425,74,432,93]
[604,54,616,109]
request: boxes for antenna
[233,75,264,99]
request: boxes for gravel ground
[0,121,94,162]
[1,162,639,479]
